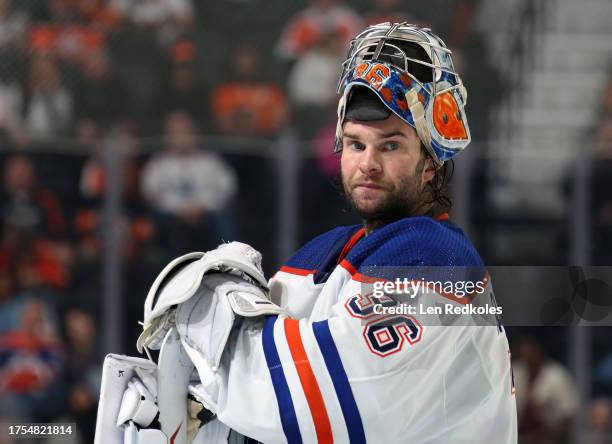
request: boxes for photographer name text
[372,303,502,316]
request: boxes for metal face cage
[337,22,465,102]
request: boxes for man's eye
[383,142,400,151]
[346,141,365,150]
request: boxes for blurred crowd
[0,0,610,443]
[590,69,612,265]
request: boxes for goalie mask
[335,22,470,165]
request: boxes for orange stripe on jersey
[339,259,381,284]
[284,318,333,443]
[337,228,366,265]
[339,258,358,276]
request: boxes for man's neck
[363,203,436,235]
[363,219,386,235]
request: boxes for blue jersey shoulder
[345,217,484,278]
[284,224,361,272]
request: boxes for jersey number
[345,293,423,357]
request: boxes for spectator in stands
[22,54,73,139]
[110,0,194,27]
[77,120,152,252]
[276,0,362,62]
[109,0,194,46]
[364,0,416,25]
[585,398,612,444]
[141,110,237,255]
[5,237,68,294]
[63,308,101,442]
[0,75,22,146]
[78,120,138,200]
[76,119,152,247]
[28,3,106,66]
[75,117,101,150]
[1,154,66,240]
[111,24,164,135]
[157,39,207,126]
[0,0,28,53]
[0,296,65,421]
[8,0,45,22]
[211,44,288,138]
[276,0,361,139]
[286,30,346,139]
[513,335,579,444]
[74,0,122,33]
[74,47,123,127]
[0,268,13,305]
[0,154,72,295]
[44,0,81,24]
[0,0,23,143]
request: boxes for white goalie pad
[174,273,283,411]
[116,378,158,427]
[123,423,167,444]
[137,242,270,353]
[157,327,193,444]
[95,328,195,444]
[94,354,157,444]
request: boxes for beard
[340,166,428,226]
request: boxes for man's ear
[421,157,436,183]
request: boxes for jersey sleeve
[190,285,515,444]
[196,310,364,444]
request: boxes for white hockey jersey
[192,214,517,443]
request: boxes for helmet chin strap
[460,83,468,106]
[405,89,442,168]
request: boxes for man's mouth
[354,182,385,190]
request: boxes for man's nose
[359,146,382,175]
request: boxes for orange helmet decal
[433,92,468,140]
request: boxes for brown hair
[420,144,454,212]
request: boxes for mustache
[338,170,386,188]
[338,169,426,220]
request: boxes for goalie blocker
[94,242,284,444]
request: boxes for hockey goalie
[95,239,516,443]
[95,22,517,444]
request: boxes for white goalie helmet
[335,22,470,165]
